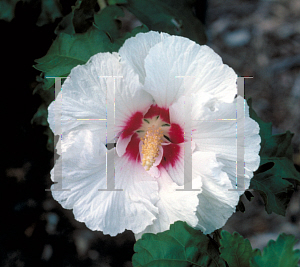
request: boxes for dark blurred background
[204,0,300,253]
[1,0,300,266]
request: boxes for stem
[213,228,222,247]
[207,234,219,252]
[97,0,107,10]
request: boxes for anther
[141,126,163,171]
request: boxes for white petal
[51,129,159,236]
[184,46,237,103]
[164,97,197,186]
[193,152,240,234]
[48,52,153,145]
[135,167,202,239]
[48,53,119,142]
[168,96,199,152]
[119,31,170,84]
[147,166,161,178]
[160,143,184,186]
[168,96,186,126]
[143,36,237,108]
[192,95,261,192]
[50,129,104,184]
[116,133,133,157]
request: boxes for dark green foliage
[108,0,128,4]
[219,231,261,267]
[34,27,117,91]
[34,1,148,91]
[94,5,125,40]
[120,0,207,45]
[0,0,19,21]
[248,98,300,215]
[132,221,226,267]
[30,0,206,153]
[0,0,62,24]
[36,0,63,26]
[220,231,300,267]
[73,0,97,33]
[32,22,147,150]
[55,0,98,35]
[250,234,300,267]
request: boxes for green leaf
[31,103,49,126]
[73,0,97,33]
[55,12,76,35]
[55,0,97,35]
[32,23,148,150]
[132,221,226,267]
[248,98,300,215]
[34,26,116,91]
[36,0,63,27]
[34,23,148,91]
[55,0,80,35]
[0,0,20,22]
[108,0,128,5]
[0,0,62,25]
[250,233,300,267]
[94,5,124,40]
[121,0,207,45]
[219,231,261,267]
[250,168,294,215]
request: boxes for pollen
[141,126,164,171]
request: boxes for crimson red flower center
[121,104,185,171]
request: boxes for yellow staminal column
[141,125,163,171]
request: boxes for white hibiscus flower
[48,31,260,238]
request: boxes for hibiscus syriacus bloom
[48,31,260,238]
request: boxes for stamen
[141,126,163,171]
